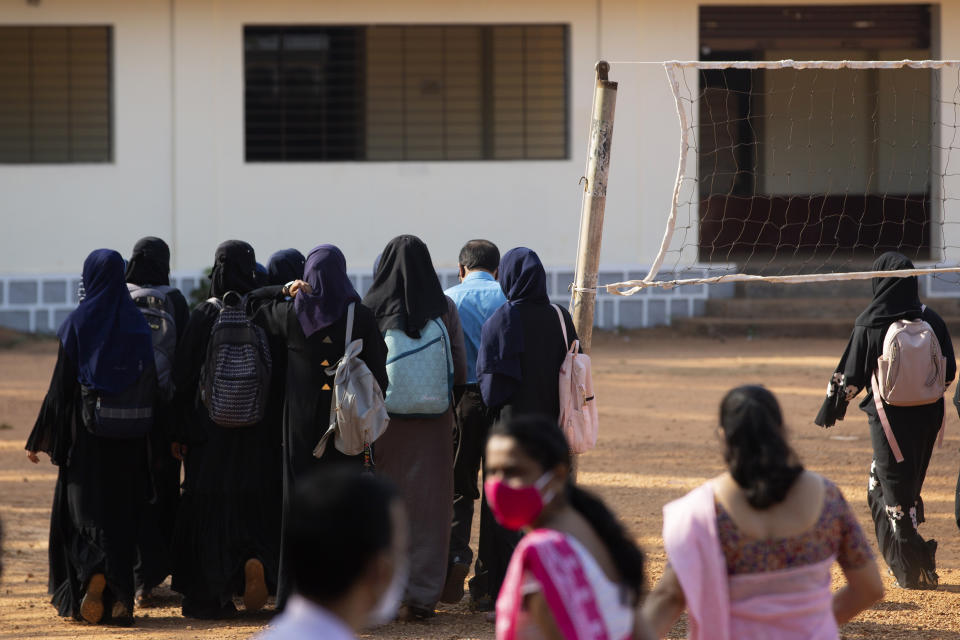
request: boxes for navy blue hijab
[295,245,361,337]
[58,249,154,394]
[267,248,306,286]
[476,247,549,381]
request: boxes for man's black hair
[458,239,500,273]
[286,465,398,602]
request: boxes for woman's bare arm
[525,592,566,640]
[833,561,884,625]
[641,565,686,638]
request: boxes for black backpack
[127,283,178,402]
[200,292,272,427]
[80,364,157,439]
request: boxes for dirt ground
[3,331,960,639]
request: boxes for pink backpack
[871,306,947,463]
[552,305,598,454]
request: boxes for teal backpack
[383,317,454,418]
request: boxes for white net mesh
[597,60,960,295]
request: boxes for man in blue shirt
[440,239,514,611]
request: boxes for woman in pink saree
[643,386,884,639]
[487,415,654,640]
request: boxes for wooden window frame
[0,25,113,164]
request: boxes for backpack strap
[871,372,905,464]
[344,302,355,348]
[552,304,569,349]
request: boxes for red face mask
[484,472,555,531]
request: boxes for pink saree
[496,529,631,640]
[662,482,838,640]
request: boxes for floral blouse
[715,479,874,575]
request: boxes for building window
[244,24,568,162]
[0,26,112,164]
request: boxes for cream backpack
[552,304,599,454]
[870,305,946,463]
[313,303,389,465]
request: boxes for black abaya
[253,293,388,609]
[169,300,282,616]
[480,302,578,422]
[131,287,189,595]
[26,347,150,621]
[473,303,576,600]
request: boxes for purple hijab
[57,249,154,394]
[294,244,361,337]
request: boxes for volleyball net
[585,59,960,296]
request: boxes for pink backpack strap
[871,372,905,463]
[552,304,569,349]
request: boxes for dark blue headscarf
[295,245,361,337]
[267,248,306,286]
[476,247,549,381]
[255,261,268,287]
[57,249,154,394]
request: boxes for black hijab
[476,247,549,381]
[267,248,306,286]
[855,252,923,328]
[209,240,259,299]
[362,235,447,338]
[125,236,171,286]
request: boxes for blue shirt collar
[462,270,496,283]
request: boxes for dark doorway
[697,5,934,268]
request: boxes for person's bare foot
[243,558,268,612]
[80,574,106,623]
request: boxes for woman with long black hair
[645,386,883,639]
[26,249,156,625]
[487,414,653,640]
[815,252,955,589]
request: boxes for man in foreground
[258,466,408,638]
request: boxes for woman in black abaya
[26,249,156,625]
[253,244,388,610]
[816,252,955,589]
[169,240,281,618]
[124,236,190,602]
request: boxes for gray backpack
[127,283,177,402]
[201,293,273,427]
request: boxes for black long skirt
[48,428,148,619]
[866,399,942,588]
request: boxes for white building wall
[0,0,174,275]
[2,0,959,331]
